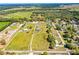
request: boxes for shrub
[47,34,54,42]
[64,43,76,50]
[0,39,6,45]
[6,52,16,55]
[49,41,56,49]
[56,24,61,30]
[41,52,48,55]
[63,33,71,38]
[71,47,79,55]
[0,51,4,55]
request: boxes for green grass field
[5,12,32,20]
[6,22,49,51]
[10,26,17,30]
[6,23,35,50]
[32,22,49,51]
[0,22,11,31]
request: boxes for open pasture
[0,22,11,31]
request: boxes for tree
[56,24,61,30]
[67,39,72,43]
[49,41,56,49]
[71,47,79,55]
[5,31,8,34]
[63,33,71,38]
[6,52,16,55]
[0,39,6,45]
[47,33,56,49]
[46,21,52,30]
[64,43,76,50]
[47,34,54,42]
[0,51,4,55]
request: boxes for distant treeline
[0,8,79,22]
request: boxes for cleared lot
[6,22,49,51]
[32,22,49,51]
[6,23,35,50]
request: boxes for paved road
[52,22,65,45]
[52,22,70,55]
[3,50,69,55]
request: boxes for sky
[0,0,79,3]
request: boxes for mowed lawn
[32,22,49,51]
[0,22,11,31]
[6,23,35,50]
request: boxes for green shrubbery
[41,52,48,55]
[64,43,76,50]
[46,19,56,49]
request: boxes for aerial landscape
[0,3,79,55]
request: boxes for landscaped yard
[0,22,11,31]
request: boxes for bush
[63,33,71,38]
[71,47,79,55]
[0,39,6,45]
[0,51,4,55]
[56,25,61,30]
[49,41,56,49]
[6,52,16,55]
[46,29,50,33]
[47,34,55,42]
[67,39,72,43]
[41,52,48,55]
[64,43,76,50]
[64,38,72,43]
[5,31,8,34]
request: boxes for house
[73,36,79,41]
[35,26,41,32]
[22,29,30,33]
[76,31,79,35]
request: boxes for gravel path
[29,23,37,55]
